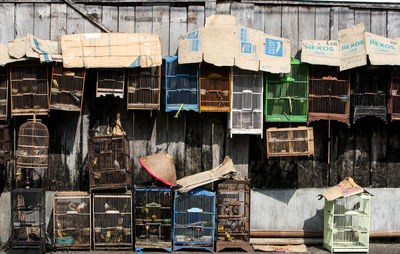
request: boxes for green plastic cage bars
[265,59,308,122]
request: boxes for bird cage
[265,59,308,122]
[134,187,173,252]
[266,126,314,158]
[324,193,371,253]
[11,188,46,254]
[16,119,49,188]
[0,67,8,120]
[173,188,216,252]
[0,125,10,167]
[230,67,263,137]
[96,69,125,98]
[308,65,350,125]
[127,67,161,110]
[50,62,85,112]
[389,69,400,121]
[353,67,388,123]
[216,179,252,252]
[165,56,199,112]
[10,63,49,116]
[93,192,133,250]
[88,134,131,191]
[199,63,231,112]
[53,192,91,250]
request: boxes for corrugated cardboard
[300,40,340,66]
[318,177,369,202]
[178,15,290,73]
[60,33,162,68]
[339,23,367,71]
[365,32,400,65]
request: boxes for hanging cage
[389,68,400,121]
[0,67,8,120]
[96,69,125,98]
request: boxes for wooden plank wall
[0,1,400,191]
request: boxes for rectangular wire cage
[266,126,314,158]
[10,63,49,116]
[165,55,199,112]
[308,65,350,125]
[265,59,308,122]
[50,63,85,112]
[96,69,125,98]
[353,67,388,123]
[127,67,161,110]
[389,69,400,121]
[216,179,252,252]
[324,193,371,253]
[199,63,231,112]
[0,67,8,120]
[230,67,263,137]
[173,188,216,252]
[0,125,10,167]
[53,192,91,250]
[88,134,131,191]
[134,187,173,252]
[11,188,46,254]
[93,192,133,250]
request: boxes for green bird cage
[324,193,371,253]
[265,59,308,122]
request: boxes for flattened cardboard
[301,40,340,66]
[318,177,369,202]
[365,32,400,65]
[61,33,162,68]
[0,44,27,66]
[258,33,291,73]
[339,23,367,71]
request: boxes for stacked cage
[88,134,131,191]
[199,63,231,112]
[173,188,215,252]
[0,125,10,167]
[165,56,199,112]
[324,193,371,253]
[93,193,133,250]
[11,188,45,254]
[0,67,8,120]
[216,179,252,252]
[265,59,308,122]
[230,67,263,137]
[127,67,161,110]
[10,63,49,116]
[134,187,173,252]
[389,69,400,121]
[50,63,86,112]
[308,66,350,125]
[96,69,125,98]
[53,192,91,250]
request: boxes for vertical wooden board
[225,135,249,178]
[184,113,202,176]
[201,113,212,172]
[297,158,313,188]
[338,7,354,31]
[153,5,169,57]
[0,3,15,44]
[148,111,168,155]
[253,5,265,31]
[118,6,135,33]
[231,2,254,28]
[135,6,152,33]
[205,1,216,19]
[216,2,231,15]
[34,4,50,40]
[355,9,370,32]
[315,7,330,40]
[388,11,400,38]
[371,11,387,37]
[264,6,281,36]
[330,7,339,40]
[212,113,226,168]
[167,113,186,179]
[50,3,66,41]
[84,4,102,33]
[102,5,118,32]
[353,122,370,187]
[66,4,84,34]
[15,3,34,38]
[299,7,315,41]
[370,122,387,187]
[169,7,187,56]
[188,5,204,32]
[282,6,299,57]
[309,122,328,187]
[386,123,400,187]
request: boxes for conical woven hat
[139,153,177,186]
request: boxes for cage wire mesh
[96,69,125,98]
[0,67,8,120]
[127,67,161,110]
[0,125,10,167]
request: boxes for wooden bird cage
[389,68,400,121]
[266,126,314,158]
[199,63,231,112]
[88,134,131,191]
[324,193,371,253]
[165,56,199,112]
[16,119,49,188]
[0,67,8,120]
[308,65,350,125]
[0,125,10,167]
[11,188,46,254]
[50,63,85,112]
[93,192,133,250]
[134,187,173,252]
[96,69,125,98]
[173,188,216,252]
[10,63,50,116]
[230,67,263,137]
[127,67,161,110]
[216,179,252,252]
[353,66,388,123]
[53,192,91,250]
[265,59,308,122]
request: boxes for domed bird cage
[16,118,49,188]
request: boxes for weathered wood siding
[0,1,400,191]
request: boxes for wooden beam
[2,0,205,3]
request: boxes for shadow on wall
[303,208,324,231]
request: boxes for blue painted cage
[165,56,199,112]
[173,188,215,252]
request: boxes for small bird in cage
[224,206,230,215]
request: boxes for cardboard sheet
[339,23,367,71]
[301,40,340,66]
[252,244,307,252]
[60,33,162,68]
[319,177,368,202]
[365,32,400,65]
[0,44,27,66]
